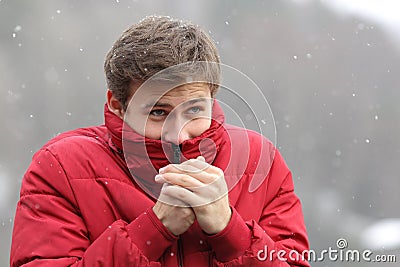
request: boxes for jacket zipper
[172,143,181,164]
[171,144,184,267]
[177,238,184,267]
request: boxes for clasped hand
[152,156,231,235]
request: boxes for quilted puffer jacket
[10,102,309,266]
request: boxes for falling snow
[2,2,400,266]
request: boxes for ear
[107,90,124,119]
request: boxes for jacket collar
[105,100,225,159]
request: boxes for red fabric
[10,102,310,266]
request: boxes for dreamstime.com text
[257,238,397,263]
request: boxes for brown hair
[104,15,220,110]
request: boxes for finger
[159,158,209,174]
[158,194,190,207]
[162,185,201,207]
[162,167,219,185]
[182,158,222,177]
[156,172,204,188]
[161,159,220,175]
[157,183,191,207]
[155,174,166,183]
[181,158,209,170]
[159,163,199,175]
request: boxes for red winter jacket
[11,102,309,266]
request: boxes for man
[10,16,309,266]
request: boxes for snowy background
[1,0,400,266]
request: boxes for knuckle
[180,175,188,183]
[172,164,180,171]
[177,191,186,199]
[215,168,224,176]
[180,209,193,220]
[210,174,219,182]
[162,174,171,182]
[182,208,191,216]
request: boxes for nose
[162,115,191,145]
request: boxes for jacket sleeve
[10,148,177,267]
[205,150,310,267]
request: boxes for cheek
[125,108,148,135]
[144,121,163,139]
[125,110,162,139]
[187,118,211,137]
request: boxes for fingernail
[159,167,166,173]
[155,174,163,181]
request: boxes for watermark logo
[336,238,348,249]
[257,238,397,263]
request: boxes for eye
[150,109,166,116]
[186,106,201,114]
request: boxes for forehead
[131,82,211,107]
[162,83,211,98]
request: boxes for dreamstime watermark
[257,238,397,263]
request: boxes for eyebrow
[142,98,208,110]
[142,102,172,109]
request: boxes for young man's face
[124,82,212,144]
